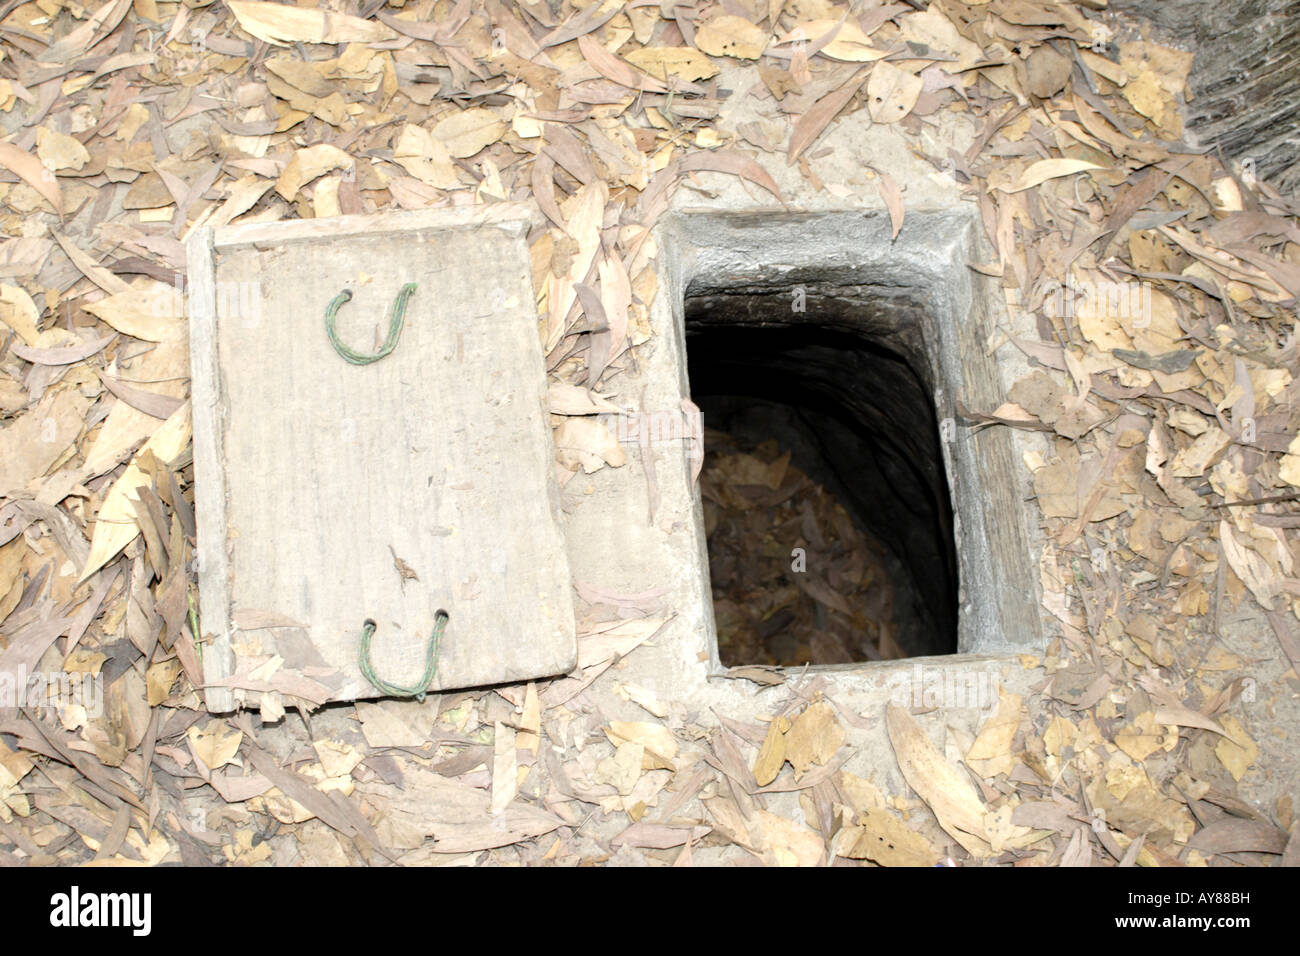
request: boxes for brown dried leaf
[787,67,869,164]
[0,141,61,214]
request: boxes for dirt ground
[1,0,1298,866]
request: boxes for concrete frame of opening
[562,205,1048,731]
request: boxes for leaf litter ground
[0,0,1297,866]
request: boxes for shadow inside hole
[686,293,959,662]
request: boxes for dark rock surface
[1112,0,1300,193]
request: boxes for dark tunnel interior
[685,290,960,660]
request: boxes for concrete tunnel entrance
[685,288,960,666]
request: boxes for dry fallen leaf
[998,158,1104,193]
[392,124,459,189]
[886,703,990,856]
[276,144,354,201]
[228,1,397,45]
[80,404,191,579]
[752,715,791,786]
[0,141,62,214]
[837,808,938,865]
[784,700,845,780]
[695,15,769,60]
[433,108,507,159]
[187,720,244,772]
[554,417,626,473]
[867,62,923,124]
[874,169,905,239]
[788,67,868,164]
[623,46,720,83]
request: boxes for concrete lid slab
[187,204,575,712]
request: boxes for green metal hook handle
[324,282,418,365]
[357,609,448,701]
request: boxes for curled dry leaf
[1219,520,1278,610]
[679,149,785,204]
[752,715,791,786]
[548,382,620,415]
[276,144,353,201]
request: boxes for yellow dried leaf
[146,658,181,706]
[784,699,844,780]
[1114,711,1171,763]
[785,20,888,62]
[432,108,506,159]
[897,6,983,72]
[84,281,184,343]
[1123,69,1173,129]
[1280,434,1300,487]
[752,715,790,786]
[866,61,922,124]
[623,46,719,82]
[36,126,90,172]
[595,741,644,795]
[276,144,353,201]
[695,15,768,60]
[313,739,363,778]
[885,703,990,855]
[837,807,937,865]
[1214,715,1257,781]
[0,284,41,346]
[966,689,1022,773]
[392,123,459,188]
[605,721,678,770]
[81,403,191,581]
[554,417,625,474]
[187,719,243,772]
[999,158,1103,193]
[228,1,396,46]
[756,809,823,866]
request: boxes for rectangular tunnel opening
[685,287,960,665]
